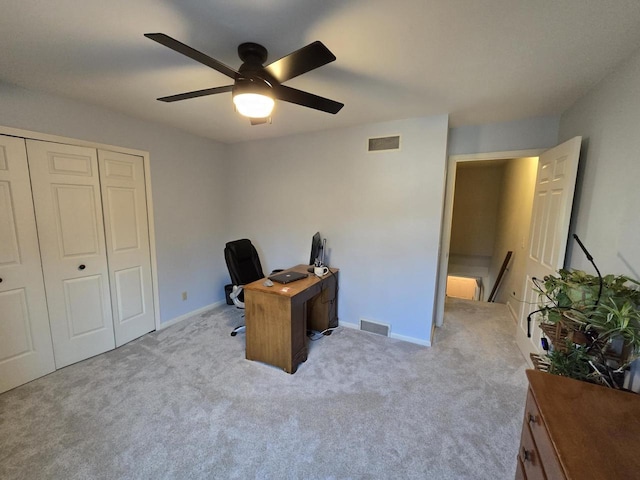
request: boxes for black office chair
[225,239,266,336]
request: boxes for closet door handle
[78,264,86,271]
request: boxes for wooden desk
[244,264,338,373]
[516,370,640,479]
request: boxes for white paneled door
[98,150,155,346]
[0,135,56,392]
[515,137,582,363]
[27,140,115,368]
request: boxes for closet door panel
[98,150,155,346]
[26,140,114,368]
[0,135,55,393]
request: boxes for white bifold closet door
[0,137,154,392]
[27,140,116,368]
[26,141,155,369]
[97,149,154,347]
[0,135,56,392]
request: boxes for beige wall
[489,158,538,309]
[450,163,504,258]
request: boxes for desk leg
[290,300,308,372]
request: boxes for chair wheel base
[230,325,246,336]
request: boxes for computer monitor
[309,232,323,265]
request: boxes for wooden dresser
[517,370,640,479]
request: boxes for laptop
[269,270,308,284]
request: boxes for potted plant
[531,238,640,390]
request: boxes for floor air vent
[368,135,400,152]
[360,318,390,337]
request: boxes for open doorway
[448,157,539,308]
[434,149,545,329]
[448,159,508,302]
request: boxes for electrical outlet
[182,291,187,301]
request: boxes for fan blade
[145,33,238,79]
[158,85,233,102]
[264,41,336,83]
[274,85,343,114]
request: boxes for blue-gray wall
[0,82,229,323]
[4,36,639,346]
[0,82,450,345]
[448,116,559,155]
[559,47,640,279]
[558,46,640,391]
[226,117,449,344]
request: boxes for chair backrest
[224,239,265,286]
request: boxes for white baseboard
[339,321,431,347]
[159,300,227,330]
[507,300,519,323]
[340,321,360,331]
[391,331,431,347]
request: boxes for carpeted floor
[0,297,529,479]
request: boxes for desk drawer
[525,389,565,479]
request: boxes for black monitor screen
[309,232,322,265]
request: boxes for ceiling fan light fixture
[232,92,274,118]
[145,34,343,118]
[232,78,275,118]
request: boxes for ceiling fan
[144,33,344,124]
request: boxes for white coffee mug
[314,265,329,277]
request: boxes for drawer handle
[78,264,86,271]
[528,413,538,424]
[0,277,3,283]
[521,446,533,462]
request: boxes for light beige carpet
[0,297,529,479]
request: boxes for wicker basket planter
[536,316,625,366]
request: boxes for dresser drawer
[519,421,545,480]
[515,455,526,480]
[525,389,565,479]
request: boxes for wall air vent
[359,318,390,337]
[368,135,401,152]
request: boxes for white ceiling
[2,0,640,144]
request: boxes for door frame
[433,148,545,333]
[0,125,161,330]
